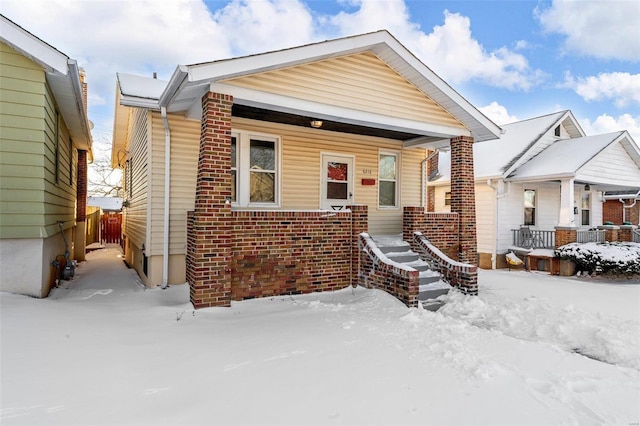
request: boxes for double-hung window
[379,152,398,207]
[524,189,536,225]
[231,131,280,207]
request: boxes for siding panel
[225,52,465,130]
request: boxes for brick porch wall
[229,210,354,300]
[554,227,577,248]
[603,200,623,225]
[403,207,459,261]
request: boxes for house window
[232,131,280,207]
[379,153,398,207]
[554,125,561,137]
[581,193,590,226]
[444,191,451,206]
[524,189,536,225]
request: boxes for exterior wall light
[310,120,323,128]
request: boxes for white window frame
[524,188,536,226]
[378,150,400,209]
[231,130,281,208]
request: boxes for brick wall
[450,136,477,264]
[403,207,459,261]
[76,150,87,222]
[618,225,637,242]
[603,200,623,224]
[229,210,353,300]
[554,227,577,248]
[358,233,419,307]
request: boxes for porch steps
[372,235,451,311]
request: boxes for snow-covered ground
[1,245,639,425]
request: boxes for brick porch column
[554,226,577,248]
[450,136,477,265]
[426,149,438,212]
[188,92,233,308]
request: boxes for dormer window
[554,125,561,137]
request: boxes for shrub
[555,242,640,275]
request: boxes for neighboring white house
[430,110,640,269]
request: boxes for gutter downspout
[487,179,509,269]
[161,107,171,289]
[619,190,640,223]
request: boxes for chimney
[153,72,157,79]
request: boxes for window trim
[581,192,591,226]
[524,188,536,226]
[378,150,400,209]
[231,130,281,208]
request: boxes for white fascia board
[187,32,390,84]
[373,37,501,140]
[506,173,575,183]
[210,82,471,138]
[119,94,161,110]
[0,15,68,75]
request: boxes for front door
[321,154,354,210]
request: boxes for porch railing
[633,229,640,243]
[511,229,555,249]
[576,229,606,243]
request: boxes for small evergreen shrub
[555,242,640,276]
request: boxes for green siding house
[0,15,92,297]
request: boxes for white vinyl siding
[225,52,465,130]
[474,184,495,255]
[578,142,640,187]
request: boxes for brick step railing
[358,233,452,310]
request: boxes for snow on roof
[508,132,623,179]
[117,73,168,100]
[435,111,567,181]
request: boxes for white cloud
[330,4,546,90]
[213,0,317,54]
[536,0,640,61]
[581,113,640,142]
[562,72,640,108]
[479,102,520,125]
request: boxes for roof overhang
[155,30,501,145]
[1,15,92,153]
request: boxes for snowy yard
[1,246,639,425]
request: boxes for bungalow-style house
[603,190,640,226]
[0,15,93,297]
[112,30,502,307]
[430,110,640,269]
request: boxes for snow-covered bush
[555,242,640,275]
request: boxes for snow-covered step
[418,280,452,311]
[419,269,441,286]
[384,250,420,263]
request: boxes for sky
[1,0,639,161]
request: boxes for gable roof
[116,30,501,147]
[436,110,585,181]
[0,14,92,152]
[507,131,635,180]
